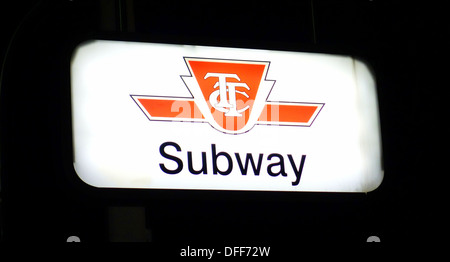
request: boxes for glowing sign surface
[71,40,383,192]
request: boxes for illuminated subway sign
[71,40,383,192]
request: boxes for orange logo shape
[131,57,324,134]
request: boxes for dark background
[0,0,443,252]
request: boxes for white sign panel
[71,40,383,192]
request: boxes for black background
[0,0,444,253]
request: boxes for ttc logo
[131,57,324,134]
